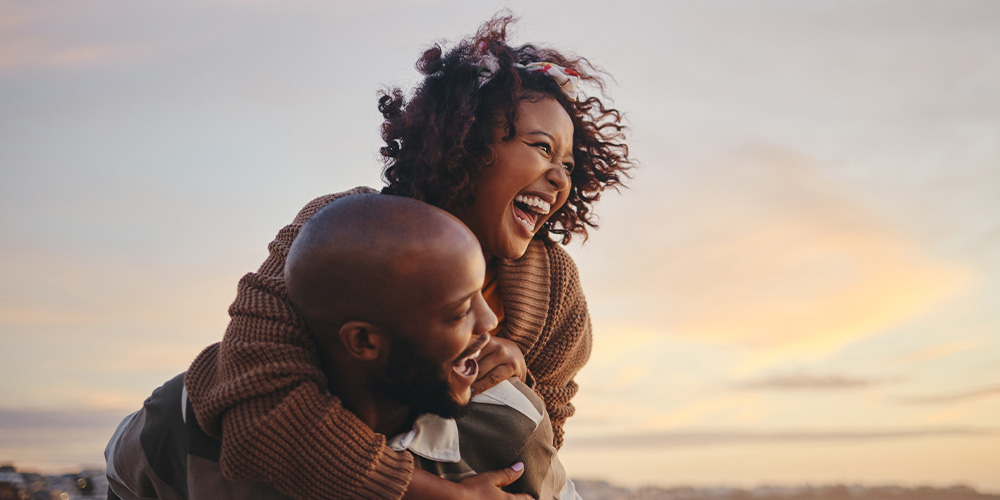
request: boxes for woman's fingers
[476,337,527,379]
[492,462,524,487]
[473,337,527,394]
[490,463,535,500]
[463,463,535,500]
[472,361,516,394]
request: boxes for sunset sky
[2,0,998,492]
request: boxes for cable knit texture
[186,187,592,500]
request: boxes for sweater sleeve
[528,244,593,449]
[184,188,415,500]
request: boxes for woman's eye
[563,163,575,173]
[533,142,552,154]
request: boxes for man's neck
[327,373,417,437]
[367,399,418,437]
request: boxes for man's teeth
[514,195,551,214]
[463,358,478,376]
[454,356,479,377]
[456,350,482,367]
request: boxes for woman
[184,13,631,500]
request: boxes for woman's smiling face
[460,96,575,261]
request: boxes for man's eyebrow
[443,290,479,310]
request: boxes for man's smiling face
[380,220,497,417]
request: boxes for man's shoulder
[473,379,546,424]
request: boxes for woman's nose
[546,164,571,191]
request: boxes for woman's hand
[403,464,533,500]
[472,336,527,395]
[457,463,534,500]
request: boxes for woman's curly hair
[379,13,632,244]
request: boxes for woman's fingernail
[512,462,524,472]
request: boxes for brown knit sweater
[185,187,593,500]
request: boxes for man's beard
[380,334,466,419]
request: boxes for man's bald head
[285,194,481,344]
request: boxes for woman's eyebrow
[526,130,572,154]
[525,130,554,140]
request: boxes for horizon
[2,462,998,496]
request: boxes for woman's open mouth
[512,194,552,234]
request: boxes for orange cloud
[896,338,988,364]
[0,250,236,331]
[0,2,154,75]
[0,38,134,73]
[582,145,973,371]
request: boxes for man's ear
[338,320,389,361]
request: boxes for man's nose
[476,296,498,334]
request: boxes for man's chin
[420,396,467,420]
[383,335,473,420]
[451,385,473,406]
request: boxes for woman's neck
[483,252,498,269]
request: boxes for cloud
[736,373,891,391]
[0,3,148,75]
[0,40,121,73]
[0,250,236,408]
[579,145,973,371]
[899,384,1000,405]
[0,250,234,332]
[0,407,129,470]
[565,427,995,450]
[0,407,127,432]
[896,339,988,364]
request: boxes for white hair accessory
[472,44,580,101]
[516,61,580,101]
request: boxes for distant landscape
[572,481,1000,500]
[4,463,999,500]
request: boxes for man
[105,195,578,500]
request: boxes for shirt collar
[387,413,461,463]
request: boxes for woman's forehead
[515,99,574,139]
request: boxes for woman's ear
[338,320,389,361]
[483,144,497,167]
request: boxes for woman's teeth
[513,195,551,233]
[514,195,551,214]
[513,206,536,231]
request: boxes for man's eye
[453,307,471,321]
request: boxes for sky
[2,0,999,492]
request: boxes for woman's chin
[490,236,532,261]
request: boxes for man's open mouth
[452,352,480,378]
[452,334,490,379]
